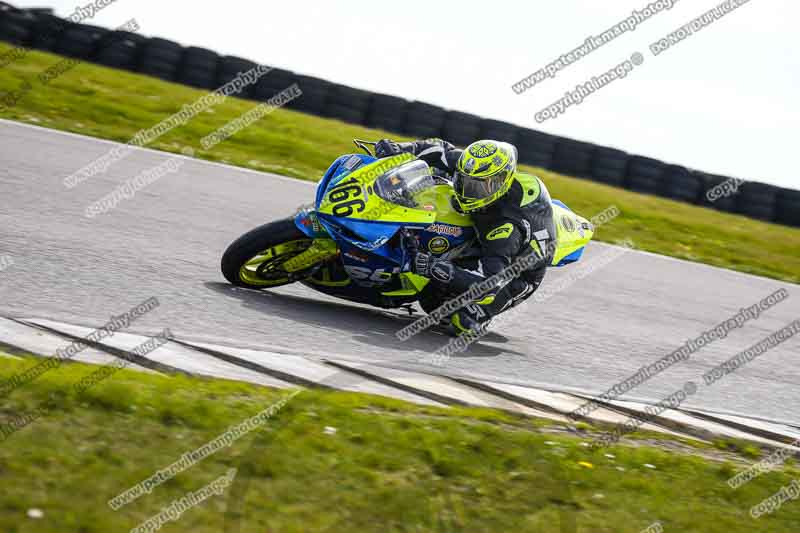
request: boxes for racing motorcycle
[221,140,594,314]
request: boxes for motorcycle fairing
[313,153,374,208]
[550,200,595,267]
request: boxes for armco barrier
[0,2,796,228]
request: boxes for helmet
[453,140,518,213]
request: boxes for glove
[403,232,461,286]
[375,139,403,158]
[411,251,457,286]
[412,252,432,277]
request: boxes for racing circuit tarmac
[0,120,798,426]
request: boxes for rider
[374,138,557,335]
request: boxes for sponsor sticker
[425,223,463,237]
[428,236,450,254]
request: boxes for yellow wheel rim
[238,239,313,287]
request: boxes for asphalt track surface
[0,120,798,426]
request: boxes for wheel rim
[238,239,313,286]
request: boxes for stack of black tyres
[55,23,107,60]
[95,30,146,71]
[291,75,330,115]
[177,46,218,89]
[367,93,407,133]
[252,68,331,114]
[0,5,34,46]
[552,138,594,179]
[775,188,800,227]
[441,111,481,147]
[404,101,444,139]
[216,55,258,96]
[662,164,701,203]
[324,84,372,125]
[251,67,295,102]
[28,12,68,51]
[19,7,52,15]
[480,119,518,144]
[138,37,183,81]
[516,128,557,169]
[626,156,665,195]
[735,182,777,221]
[590,147,628,187]
[697,173,738,213]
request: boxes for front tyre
[221,218,313,289]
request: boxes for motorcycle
[221,140,595,315]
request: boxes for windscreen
[373,160,435,208]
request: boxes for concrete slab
[24,319,293,389]
[464,379,692,438]
[608,399,800,451]
[181,340,445,406]
[0,317,151,371]
[683,409,800,446]
[326,360,567,421]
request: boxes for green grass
[1,43,799,283]
[1,351,799,532]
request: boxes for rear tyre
[221,218,313,289]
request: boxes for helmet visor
[453,168,511,201]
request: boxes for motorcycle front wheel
[221,218,313,289]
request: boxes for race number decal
[327,177,366,216]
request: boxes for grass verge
[0,351,798,532]
[0,43,798,284]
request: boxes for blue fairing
[318,216,405,262]
[294,210,328,239]
[295,211,314,238]
[557,248,585,266]
[315,153,377,208]
[552,199,572,212]
[296,153,379,238]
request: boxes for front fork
[287,209,339,273]
[283,239,338,273]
